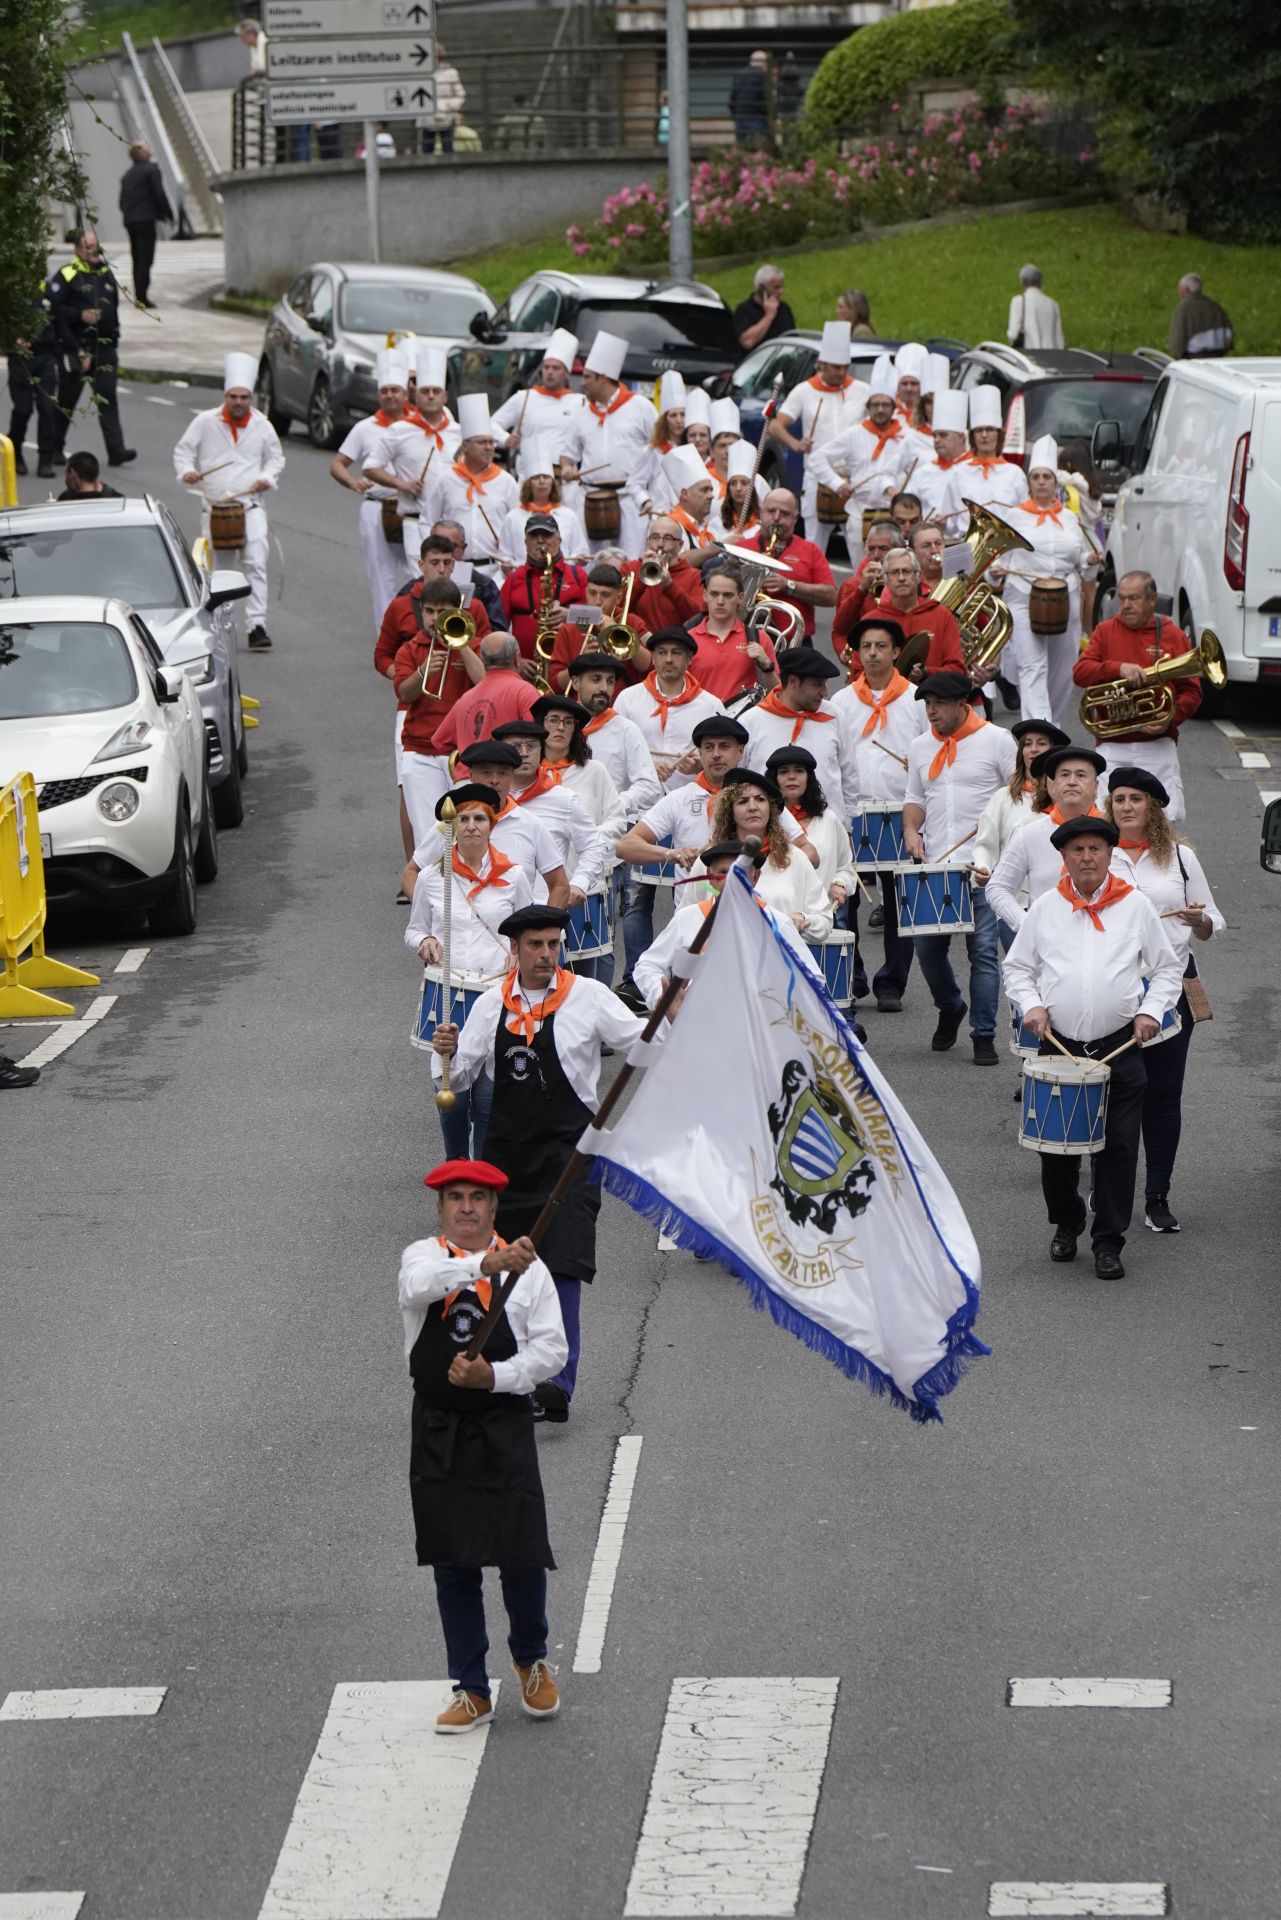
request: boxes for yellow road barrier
[0,774,100,1017]
[0,434,18,508]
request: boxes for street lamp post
[666,0,693,281]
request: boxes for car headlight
[98,781,141,822]
[92,718,153,763]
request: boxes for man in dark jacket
[1168,273,1234,360]
[4,282,62,477]
[118,142,174,307]
[728,49,770,147]
[51,232,135,468]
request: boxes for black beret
[1034,744,1108,781]
[565,650,620,677]
[701,839,744,864]
[647,624,700,654]
[457,740,520,769]
[848,616,907,652]
[776,644,840,682]
[1011,717,1071,747]
[691,714,749,746]
[722,767,782,804]
[1106,764,1171,809]
[764,744,817,773]
[1049,813,1120,851]
[436,783,500,818]
[497,905,573,937]
[531,695,590,727]
[914,670,973,701]
[492,719,548,741]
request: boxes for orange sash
[501,965,575,1042]
[927,709,985,780]
[1056,870,1133,930]
[756,688,833,742]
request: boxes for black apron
[409,1279,554,1569]
[485,1002,601,1282]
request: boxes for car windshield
[0,621,138,718]
[339,281,490,335]
[577,304,739,358]
[0,525,185,611]
[1029,379,1154,448]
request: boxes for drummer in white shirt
[910,387,970,538]
[490,328,585,470]
[991,434,1096,729]
[972,717,1068,939]
[329,347,412,628]
[401,739,571,906]
[366,345,461,577]
[175,350,285,652]
[634,837,817,1014]
[985,743,1113,934]
[530,693,625,983]
[959,385,1026,511]
[808,353,914,555]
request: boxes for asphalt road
[3,386,1281,1920]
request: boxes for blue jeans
[911,889,1000,1039]
[549,1275,580,1399]
[433,1564,548,1698]
[621,872,658,981]
[438,1070,493,1158]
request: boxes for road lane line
[16,996,117,1069]
[573,1434,642,1673]
[0,1898,86,1919]
[1260,790,1281,805]
[257,1680,496,1920]
[988,1886,1168,1916]
[114,947,150,973]
[624,1676,838,1917]
[1007,1678,1171,1709]
[0,1688,165,1720]
[1239,750,1272,768]
[1213,718,1246,740]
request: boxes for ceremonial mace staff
[461,840,768,1361]
[435,796,457,1113]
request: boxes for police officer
[4,282,62,478]
[51,232,135,469]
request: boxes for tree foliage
[1007,0,1281,241]
[805,0,1016,141]
[0,0,86,347]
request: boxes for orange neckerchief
[927,708,985,780]
[583,708,616,737]
[501,966,575,1042]
[645,669,703,731]
[697,889,764,919]
[373,407,404,429]
[1048,802,1103,826]
[1056,870,1133,930]
[853,670,910,735]
[808,374,854,392]
[861,417,902,457]
[1017,495,1064,525]
[693,769,720,822]
[1118,837,1148,852]
[757,687,833,741]
[418,410,454,449]
[589,387,632,424]
[708,468,729,499]
[542,758,572,782]
[220,403,248,442]
[512,765,560,806]
[452,459,502,502]
[965,453,1006,473]
[438,1233,506,1315]
[531,384,571,398]
[452,844,515,899]
[671,504,715,548]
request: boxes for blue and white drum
[895,863,975,937]
[1019,1057,1110,1156]
[564,888,613,963]
[1009,1007,1040,1057]
[411,969,495,1050]
[634,832,674,889]
[1139,978,1182,1046]
[805,931,860,1008]
[850,801,906,870]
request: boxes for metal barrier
[0,774,100,1018]
[0,436,17,508]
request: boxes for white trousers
[400,749,452,846]
[207,503,269,629]
[1098,736,1185,824]
[402,515,424,574]
[1007,586,1081,731]
[359,497,408,631]
[394,707,407,785]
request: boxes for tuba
[930,498,1033,677]
[1080,630,1227,740]
[720,530,805,652]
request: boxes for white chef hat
[543,328,579,374]
[683,387,712,430]
[375,348,410,388]
[726,439,757,482]
[932,388,968,435]
[925,352,952,399]
[820,319,852,364]
[519,435,555,480]
[709,397,741,440]
[223,351,258,395]
[867,353,897,400]
[583,330,628,381]
[1028,433,1059,475]
[663,446,712,496]
[968,385,1004,432]
[658,369,688,414]
[456,392,492,440]
[415,343,447,390]
[894,342,929,383]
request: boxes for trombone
[422,608,477,697]
[598,571,639,661]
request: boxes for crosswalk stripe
[1006,1679,1171,1709]
[988,1885,1168,1916]
[257,1681,496,1919]
[0,1688,166,1720]
[573,1434,643,1673]
[0,1899,86,1919]
[624,1676,838,1918]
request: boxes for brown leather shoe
[513,1658,560,1718]
[435,1689,492,1735]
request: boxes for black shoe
[853,1022,868,1044]
[37,461,56,478]
[995,673,1020,713]
[868,905,885,929]
[247,626,273,650]
[1050,1226,1079,1263]
[615,977,645,1014]
[853,978,870,1001]
[931,1001,967,1051]
[533,1381,569,1424]
[1144,1192,1180,1233]
[972,1035,999,1065]
[13,452,28,475]
[876,995,902,1012]
[1094,1248,1126,1280]
[1012,1080,1022,1102]
[107,449,137,467]
[0,1054,40,1089]
[395,886,410,905]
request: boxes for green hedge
[806,0,1015,140]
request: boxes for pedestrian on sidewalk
[729,49,771,148]
[4,281,61,477]
[118,141,173,309]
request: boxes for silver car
[0,496,251,827]
[256,261,495,448]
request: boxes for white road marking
[1213,718,1246,740]
[1007,1678,1171,1709]
[1259,790,1281,806]
[257,1680,496,1919]
[988,1886,1168,1916]
[17,995,117,1069]
[113,947,150,973]
[0,1687,165,1720]
[145,394,177,406]
[573,1434,643,1673]
[1239,750,1272,769]
[624,1676,838,1917]
[0,1898,86,1919]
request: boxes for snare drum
[1019,1056,1110,1156]
[805,931,860,1008]
[584,487,622,540]
[210,499,246,549]
[1139,978,1182,1046]
[381,496,404,543]
[850,802,905,870]
[895,863,975,937]
[411,969,495,1050]
[564,888,612,963]
[815,484,847,526]
[1009,1007,1040,1057]
[1029,576,1069,635]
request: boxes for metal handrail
[147,36,222,233]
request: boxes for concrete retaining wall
[215,151,662,297]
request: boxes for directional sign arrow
[411,42,430,65]
[407,2,429,19]
[410,84,431,105]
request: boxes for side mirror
[207,568,251,610]
[306,311,332,338]
[705,372,732,400]
[1091,419,1124,467]
[156,667,181,704]
[469,309,496,343]
[1263,797,1281,874]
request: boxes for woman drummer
[708,769,832,940]
[1105,764,1224,1235]
[993,433,1096,730]
[498,442,589,569]
[405,784,532,1156]
[634,371,690,520]
[766,741,864,996]
[972,717,1068,943]
[719,440,762,538]
[530,694,625,983]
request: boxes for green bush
[805,0,1015,140]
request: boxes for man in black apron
[433,904,645,1423]
[400,1157,569,1733]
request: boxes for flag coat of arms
[588,866,986,1421]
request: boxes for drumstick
[473,495,500,550]
[871,738,909,770]
[417,444,436,484]
[1042,1025,1077,1061]
[1160,903,1204,918]
[1098,1034,1141,1067]
[435,797,457,1113]
[934,826,977,864]
[575,462,622,482]
[194,458,234,481]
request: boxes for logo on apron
[445,1299,486,1346]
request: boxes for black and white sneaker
[1144,1192,1180,1233]
[247,626,273,651]
[0,1054,40,1089]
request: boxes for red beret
[423,1159,509,1191]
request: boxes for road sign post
[364,120,382,264]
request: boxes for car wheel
[214,699,246,828]
[257,360,291,435]
[194,774,219,882]
[150,802,198,936]
[307,376,338,449]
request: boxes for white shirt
[511,783,607,893]
[830,680,929,808]
[972,783,1037,882]
[1115,841,1224,968]
[436,463,521,563]
[412,804,561,889]
[987,811,1124,931]
[634,893,816,1010]
[910,459,968,538]
[404,856,533,974]
[491,386,587,462]
[375,415,460,514]
[1000,504,1090,596]
[563,390,658,489]
[809,417,914,507]
[337,415,399,499]
[397,1234,567,1392]
[614,678,725,791]
[794,806,856,901]
[449,971,645,1106]
[958,455,1025,511]
[779,379,868,459]
[556,759,625,867]
[1002,882,1182,1042]
[173,406,285,506]
[751,845,834,940]
[499,502,589,568]
[1008,285,1065,351]
[742,701,858,819]
[582,710,660,821]
[903,720,1018,858]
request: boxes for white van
[1100,357,1281,708]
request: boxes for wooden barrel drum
[209,499,246,549]
[584,487,622,540]
[1029,577,1070,635]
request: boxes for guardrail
[0,774,100,1018]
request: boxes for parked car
[453,272,741,405]
[0,596,216,933]
[0,496,251,827]
[1263,796,1281,873]
[1101,356,1281,705]
[950,342,1165,499]
[257,262,496,449]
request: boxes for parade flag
[584,865,987,1421]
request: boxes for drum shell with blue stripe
[849,802,906,870]
[895,863,975,937]
[564,888,613,962]
[1009,1008,1040,1057]
[411,970,494,1050]
[1140,977,1182,1046]
[633,832,674,888]
[1019,1057,1110,1156]
[805,931,860,1009]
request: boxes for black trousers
[1038,1026,1147,1253]
[6,351,61,463]
[1141,988,1193,1194]
[852,870,914,999]
[126,222,157,303]
[56,348,126,461]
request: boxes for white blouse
[751,845,834,941]
[498,501,589,568]
[1115,840,1224,968]
[404,856,533,977]
[1000,504,1092,597]
[973,783,1038,879]
[791,806,857,903]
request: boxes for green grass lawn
[66,0,236,62]
[445,205,1281,355]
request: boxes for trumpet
[1080,630,1227,740]
[598,572,639,661]
[639,555,670,589]
[421,608,477,697]
[928,498,1032,679]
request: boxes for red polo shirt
[1073,614,1201,741]
[733,529,834,639]
[686,618,777,703]
[432,668,540,752]
[375,580,490,711]
[628,554,706,632]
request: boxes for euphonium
[1080,630,1227,740]
[423,608,476,696]
[929,497,1033,677]
[598,572,639,661]
[719,534,805,652]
